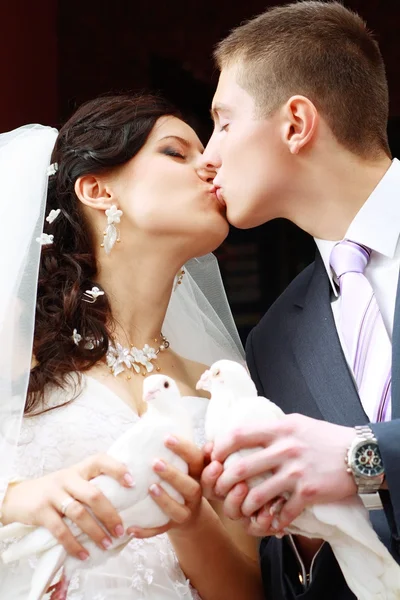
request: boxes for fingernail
[271,517,280,531]
[150,483,161,497]
[79,551,89,561]
[165,435,178,447]
[153,459,166,472]
[114,524,125,537]
[208,463,219,476]
[124,473,135,487]
[127,529,136,537]
[102,537,112,549]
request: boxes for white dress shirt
[315,159,400,512]
[315,158,400,352]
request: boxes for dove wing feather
[0,522,35,541]
[219,395,285,440]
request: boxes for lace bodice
[0,375,207,599]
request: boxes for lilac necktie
[330,240,391,422]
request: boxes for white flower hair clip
[82,286,105,304]
[84,335,102,350]
[84,336,96,350]
[47,163,58,177]
[72,329,82,346]
[36,233,54,246]
[46,209,61,224]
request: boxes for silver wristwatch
[346,425,385,494]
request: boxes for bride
[0,94,262,599]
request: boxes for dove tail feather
[2,525,57,564]
[330,540,400,600]
[27,545,67,600]
[0,521,35,541]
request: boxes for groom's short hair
[214,1,390,158]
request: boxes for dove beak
[196,370,211,391]
[144,388,158,402]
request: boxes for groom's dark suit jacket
[246,251,400,599]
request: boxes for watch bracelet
[354,425,377,441]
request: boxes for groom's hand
[212,414,356,530]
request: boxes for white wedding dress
[0,375,207,600]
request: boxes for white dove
[197,359,400,600]
[0,374,194,600]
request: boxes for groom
[201,2,400,598]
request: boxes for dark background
[2,0,399,340]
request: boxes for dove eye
[214,369,220,376]
[164,381,170,389]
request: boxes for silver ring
[60,496,75,516]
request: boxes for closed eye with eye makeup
[157,134,201,163]
[161,147,186,160]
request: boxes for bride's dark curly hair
[27,94,181,414]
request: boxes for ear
[281,95,319,155]
[74,174,116,211]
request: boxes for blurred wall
[57,1,400,119]
[0,0,58,131]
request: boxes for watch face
[353,442,384,477]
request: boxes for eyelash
[219,123,229,132]
[162,147,185,159]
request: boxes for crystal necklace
[106,333,170,378]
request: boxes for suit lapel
[292,253,368,426]
[391,271,400,419]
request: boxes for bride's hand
[126,436,204,539]
[1,454,134,560]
